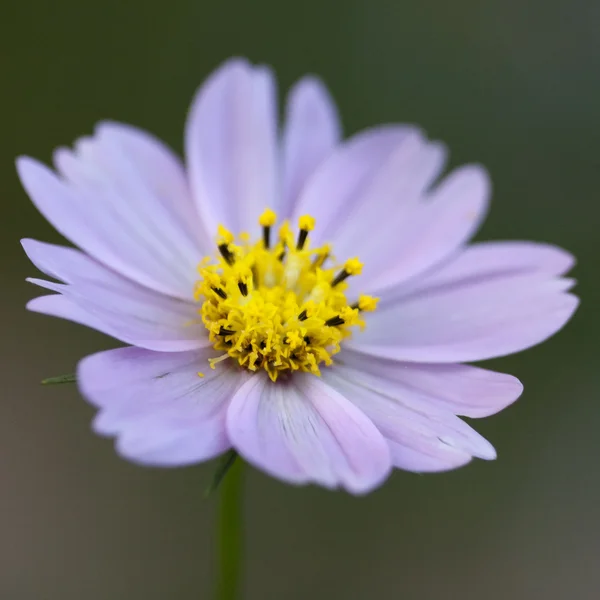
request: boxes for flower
[19,58,578,494]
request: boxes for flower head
[19,59,578,494]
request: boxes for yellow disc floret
[194,212,378,381]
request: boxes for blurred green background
[1,0,597,598]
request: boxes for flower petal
[386,439,472,473]
[338,350,523,418]
[353,273,578,362]
[322,367,495,472]
[382,240,576,306]
[361,165,490,294]
[24,239,207,352]
[226,372,392,494]
[185,58,279,235]
[17,122,205,300]
[290,125,419,246]
[78,347,248,466]
[27,294,106,332]
[330,134,447,264]
[281,76,341,212]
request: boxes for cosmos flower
[19,59,577,494]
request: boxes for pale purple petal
[331,134,447,264]
[382,240,576,306]
[226,372,392,494]
[17,122,205,299]
[290,125,418,246]
[27,294,106,332]
[386,439,472,473]
[94,121,208,249]
[185,58,279,235]
[352,272,578,362]
[78,347,248,466]
[322,368,496,466]
[360,165,490,294]
[338,350,523,418]
[22,238,124,285]
[281,76,341,212]
[24,240,207,352]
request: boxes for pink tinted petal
[290,125,418,246]
[185,59,278,235]
[333,134,447,264]
[363,165,490,294]
[322,368,496,464]
[23,240,207,351]
[78,347,248,466]
[282,76,341,212]
[384,240,576,305]
[353,273,577,362]
[226,372,392,494]
[338,350,523,418]
[17,121,205,300]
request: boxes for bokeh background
[1,1,597,598]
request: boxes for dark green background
[1,1,597,598]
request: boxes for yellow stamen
[195,212,377,381]
[259,208,277,227]
[298,215,316,232]
[343,257,363,276]
[217,225,235,245]
[357,295,379,312]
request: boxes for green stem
[215,455,244,600]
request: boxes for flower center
[194,209,378,381]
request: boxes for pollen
[194,211,378,381]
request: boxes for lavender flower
[19,59,577,494]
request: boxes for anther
[296,215,316,250]
[218,326,236,336]
[331,258,363,286]
[238,281,248,296]
[218,243,235,266]
[303,336,311,344]
[298,309,308,321]
[211,287,227,299]
[325,315,345,327]
[352,295,379,312]
[259,208,277,249]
